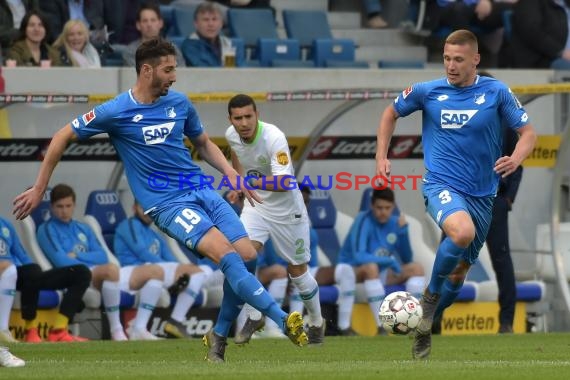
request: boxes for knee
[148,265,164,280]
[448,227,475,248]
[239,246,258,262]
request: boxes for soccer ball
[378,291,423,335]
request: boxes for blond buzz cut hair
[445,29,478,52]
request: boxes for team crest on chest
[474,93,486,105]
[165,107,176,118]
[276,151,289,165]
[257,155,268,165]
[2,227,9,239]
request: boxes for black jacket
[510,0,569,68]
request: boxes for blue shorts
[422,181,494,265]
[149,189,248,259]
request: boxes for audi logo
[95,193,119,205]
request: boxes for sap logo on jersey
[142,122,175,145]
[440,110,478,129]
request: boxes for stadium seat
[312,39,367,68]
[257,38,305,67]
[307,190,343,265]
[282,10,333,50]
[172,4,198,37]
[159,5,178,37]
[230,38,246,67]
[227,8,279,58]
[169,36,185,50]
[378,60,425,69]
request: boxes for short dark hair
[371,188,395,204]
[135,38,176,74]
[194,1,222,21]
[445,29,478,52]
[137,1,162,22]
[50,184,76,204]
[228,94,257,115]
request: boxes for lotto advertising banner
[119,307,221,339]
[440,302,527,335]
[9,309,60,341]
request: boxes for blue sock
[214,279,243,337]
[434,279,463,320]
[219,253,287,328]
[428,237,466,295]
[213,258,257,337]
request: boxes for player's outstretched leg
[203,329,227,363]
[283,311,308,347]
[234,316,265,345]
[412,290,440,360]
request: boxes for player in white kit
[225,94,325,345]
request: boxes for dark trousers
[486,196,516,328]
[16,264,91,322]
[425,1,512,31]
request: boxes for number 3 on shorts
[439,190,452,205]
[174,208,202,233]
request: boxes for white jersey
[225,121,306,223]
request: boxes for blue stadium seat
[172,4,198,37]
[307,190,341,265]
[257,38,304,67]
[160,5,178,37]
[312,39,367,68]
[83,190,127,251]
[230,38,246,67]
[227,8,278,57]
[378,60,425,69]
[282,10,333,49]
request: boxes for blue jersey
[339,212,412,266]
[114,217,179,266]
[259,228,319,268]
[70,90,205,212]
[37,218,108,268]
[394,75,529,197]
[0,216,32,266]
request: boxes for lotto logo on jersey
[81,109,96,125]
[440,110,478,129]
[142,122,175,145]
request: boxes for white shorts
[240,207,311,266]
[118,265,136,293]
[156,262,179,287]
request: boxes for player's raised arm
[375,103,399,179]
[12,124,77,220]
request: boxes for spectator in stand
[38,0,106,44]
[103,0,145,45]
[510,0,570,69]
[0,0,39,57]
[421,0,517,67]
[361,0,388,29]
[5,10,62,67]
[122,2,185,67]
[0,215,91,343]
[180,1,240,67]
[53,19,101,67]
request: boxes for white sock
[236,303,260,332]
[171,272,207,322]
[0,265,17,331]
[101,280,122,332]
[290,271,323,327]
[405,276,426,300]
[288,287,304,315]
[364,279,385,327]
[133,279,163,330]
[335,263,356,330]
[265,278,288,331]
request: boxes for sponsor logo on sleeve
[81,109,96,125]
[402,85,413,99]
[276,151,289,165]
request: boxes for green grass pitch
[3,333,570,379]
